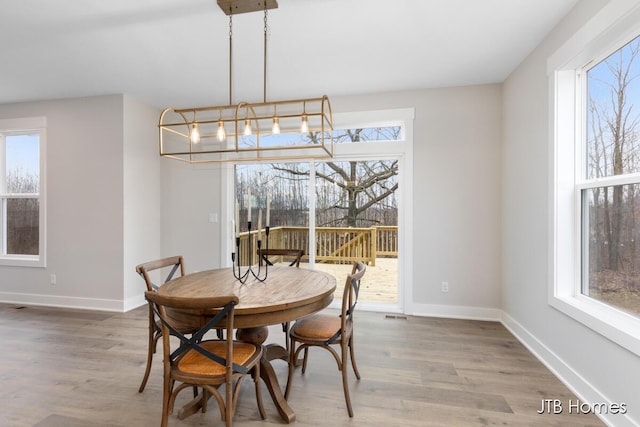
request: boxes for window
[227,108,414,312]
[332,126,401,144]
[550,2,640,356]
[582,36,640,316]
[0,117,46,267]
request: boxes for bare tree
[6,168,39,254]
[235,127,400,228]
[588,38,640,273]
[272,128,400,227]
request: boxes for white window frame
[548,1,640,356]
[326,108,414,314]
[0,116,46,268]
[223,108,414,313]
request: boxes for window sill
[0,255,45,268]
[550,293,640,357]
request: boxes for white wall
[0,86,503,320]
[332,85,503,319]
[0,94,161,311]
[123,95,162,309]
[160,160,225,273]
[501,1,639,426]
[157,86,504,318]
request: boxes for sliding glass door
[232,112,412,311]
[235,157,399,308]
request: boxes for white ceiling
[0,0,579,109]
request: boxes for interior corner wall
[501,1,639,425]
[160,160,225,274]
[0,95,126,310]
[332,86,503,319]
[123,95,162,310]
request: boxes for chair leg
[284,338,297,400]
[253,366,266,419]
[139,317,158,393]
[226,378,233,427]
[160,376,172,427]
[301,347,309,374]
[348,335,361,379]
[282,321,290,351]
[284,337,307,400]
[341,342,354,417]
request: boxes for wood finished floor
[0,303,605,427]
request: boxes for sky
[5,134,39,178]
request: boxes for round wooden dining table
[157,266,336,423]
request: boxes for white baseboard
[501,312,636,427]
[407,302,502,321]
[0,291,124,312]
[124,294,146,312]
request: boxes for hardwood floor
[0,303,605,427]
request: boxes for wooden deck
[239,225,400,305]
[305,257,398,305]
[238,226,398,267]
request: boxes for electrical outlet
[50,274,56,285]
[441,281,449,293]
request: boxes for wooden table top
[158,266,337,329]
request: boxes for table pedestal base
[237,326,295,423]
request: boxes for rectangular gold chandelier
[158,0,334,164]
[159,95,334,163]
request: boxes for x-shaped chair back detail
[136,256,185,292]
[135,256,189,393]
[285,261,366,417]
[329,261,366,345]
[144,291,265,427]
[146,293,245,374]
[257,248,304,351]
[259,248,304,267]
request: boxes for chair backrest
[259,249,304,267]
[144,291,248,375]
[329,261,366,344]
[136,256,186,292]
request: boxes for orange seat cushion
[291,314,342,340]
[177,341,258,376]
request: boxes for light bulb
[217,121,226,141]
[300,115,309,133]
[272,117,280,134]
[244,119,252,136]
[190,122,201,144]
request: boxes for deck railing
[237,226,398,266]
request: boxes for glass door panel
[235,158,399,307]
[235,163,310,264]
[314,160,398,305]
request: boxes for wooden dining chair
[135,256,197,393]
[284,261,366,417]
[258,248,304,351]
[145,291,266,427]
[258,248,304,267]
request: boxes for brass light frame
[158,0,334,163]
[159,96,333,163]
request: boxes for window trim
[0,116,46,268]
[549,1,640,356]
[224,107,414,313]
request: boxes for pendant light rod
[263,5,268,103]
[159,0,334,164]
[229,10,233,105]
